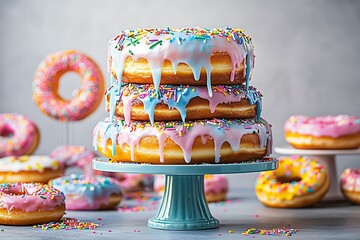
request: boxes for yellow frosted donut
[255,156,329,208]
[32,50,104,121]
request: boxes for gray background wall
[1,0,360,188]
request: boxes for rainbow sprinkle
[33,218,99,230]
[242,227,299,237]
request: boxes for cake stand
[93,158,278,231]
[274,146,360,200]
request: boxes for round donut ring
[32,50,104,121]
[0,113,40,157]
[255,156,329,208]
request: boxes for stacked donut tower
[93,27,273,165]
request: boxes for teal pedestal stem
[92,158,278,230]
[148,175,219,230]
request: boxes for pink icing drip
[122,94,135,124]
[196,86,244,113]
[284,115,360,138]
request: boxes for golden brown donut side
[205,190,227,203]
[98,193,123,210]
[107,97,257,121]
[285,131,360,149]
[111,53,246,85]
[96,133,267,164]
[0,168,63,183]
[0,205,65,225]
[341,189,360,205]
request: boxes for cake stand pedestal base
[148,175,218,230]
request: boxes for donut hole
[276,176,302,184]
[0,126,14,138]
[58,72,82,100]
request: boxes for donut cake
[93,27,273,164]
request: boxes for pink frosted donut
[0,113,40,157]
[340,168,360,204]
[50,145,98,174]
[49,174,123,210]
[284,115,360,149]
[104,173,153,192]
[32,50,104,121]
[0,182,65,225]
[154,174,228,202]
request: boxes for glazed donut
[284,115,360,150]
[0,155,62,183]
[255,156,329,208]
[103,173,153,192]
[154,174,228,203]
[0,182,65,225]
[93,117,272,164]
[340,168,360,204]
[0,113,40,157]
[108,27,254,98]
[50,145,98,174]
[107,83,262,124]
[49,174,123,210]
[32,50,104,121]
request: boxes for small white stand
[275,146,360,201]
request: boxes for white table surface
[1,187,359,240]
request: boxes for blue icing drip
[143,96,161,125]
[109,74,122,123]
[244,50,261,120]
[246,88,262,121]
[166,88,199,122]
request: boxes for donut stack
[93,27,273,164]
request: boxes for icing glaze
[108,27,255,121]
[103,173,153,192]
[32,50,104,121]
[204,174,229,195]
[0,182,65,213]
[154,174,228,196]
[0,113,38,157]
[107,83,262,124]
[0,155,60,173]
[284,115,360,138]
[50,145,98,172]
[256,156,327,201]
[93,117,272,163]
[340,168,360,192]
[50,174,123,210]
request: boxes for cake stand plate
[93,158,278,230]
[275,146,360,200]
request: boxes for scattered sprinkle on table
[33,218,99,230]
[117,204,157,212]
[242,227,299,237]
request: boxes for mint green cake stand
[92,158,278,231]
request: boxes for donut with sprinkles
[32,50,104,121]
[255,156,329,208]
